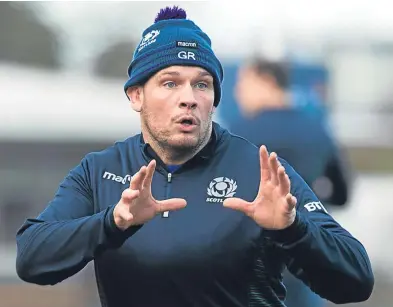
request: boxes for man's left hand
[223,145,297,230]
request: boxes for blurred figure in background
[228,57,353,307]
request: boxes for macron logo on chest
[102,171,131,184]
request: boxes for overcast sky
[30,0,393,68]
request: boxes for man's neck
[150,143,196,165]
[142,130,212,165]
[255,91,290,114]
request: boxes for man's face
[128,66,215,154]
[234,65,278,115]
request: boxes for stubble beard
[141,108,214,163]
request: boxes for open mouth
[177,116,197,126]
[180,119,194,126]
[176,116,198,131]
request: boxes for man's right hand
[113,160,187,231]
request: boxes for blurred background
[0,1,392,306]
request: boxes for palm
[223,146,297,230]
[122,160,186,225]
[128,186,157,224]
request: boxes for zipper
[162,172,172,218]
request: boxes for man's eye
[164,81,176,88]
[195,82,208,89]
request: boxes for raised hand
[113,160,187,230]
[223,145,297,230]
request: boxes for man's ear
[126,86,144,112]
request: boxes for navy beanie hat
[124,6,224,107]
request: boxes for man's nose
[179,85,198,109]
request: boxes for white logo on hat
[138,30,160,52]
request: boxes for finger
[285,193,297,209]
[142,160,156,190]
[223,198,254,216]
[260,145,271,182]
[121,189,140,202]
[119,209,134,223]
[278,167,291,196]
[269,152,279,185]
[130,166,147,190]
[156,198,187,213]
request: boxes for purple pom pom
[154,6,187,23]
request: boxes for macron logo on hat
[176,41,198,49]
[138,30,160,52]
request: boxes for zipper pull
[162,173,172,218]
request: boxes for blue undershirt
[167,165,182,173]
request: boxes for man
[230,57,353,307]
[232,58,350,206]
[16,6,373,307]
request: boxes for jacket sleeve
[266,160,374,304]
[16,156,140,286]
[319,146,353,206]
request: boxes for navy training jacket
[16,122,373,307]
